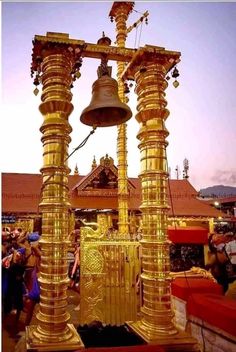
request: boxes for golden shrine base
[127,322,200,352]
[25,324,84,351]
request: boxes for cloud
[211,169,236,186]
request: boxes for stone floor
[2,287,80,352]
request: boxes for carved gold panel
[79,234,141,326]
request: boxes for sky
[1,1,236,191]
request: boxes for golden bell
[80,75,132,127]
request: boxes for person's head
[10,229,20,241]
[27,232,40,243]
[224,231,235,242]
[2,230,10,242]
[75,220,83,230]
[13,247,26,263]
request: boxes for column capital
[109,2,134,18]
[31,32,85,75]
[123,45,181,80]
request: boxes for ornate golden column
[109,2,134,236]
[123,48,199,350]
[27,34,83,350]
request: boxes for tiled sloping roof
[68,174,84,189]
[168,195,222,217]
[167,179,199,197]
[2,173,81,213]
[204,196,236,205]
[219,196,236,203]
[2,173,221,217]
[128,178,220,217]
[2,173,42,213]
[129,178,198,197]
[70,190,119,210]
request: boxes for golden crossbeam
[32,32,135,65]
[32,32,180,71]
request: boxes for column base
[26,324,84,351]
[126,321,200,352]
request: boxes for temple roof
[204,196,236,205]
[72,155,136,192]
[2,171,221,218]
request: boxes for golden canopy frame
[28,2,198,352]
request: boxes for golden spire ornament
[109,1,134,236]
[74,164,79,175]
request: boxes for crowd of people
[206,227,236,297]
[2,227,41,333]
[2,226,81,334]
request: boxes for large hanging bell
[80,74,132,127]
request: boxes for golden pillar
[27,35,83,350]
[109,2,134,236]
[209,217,214,233]
[128,51,177,338]
[123,49,199,350]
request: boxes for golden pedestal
[26,324,84,351]
[127,322,200,352]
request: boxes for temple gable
[73,154,136,194]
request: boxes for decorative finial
[74,164,79,175]
[92,156,97,170]
[97,33,111,46]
